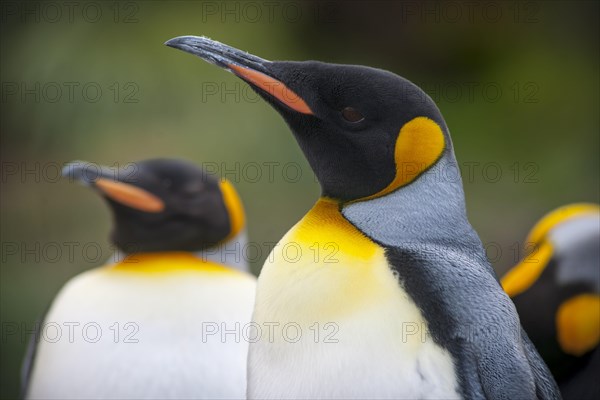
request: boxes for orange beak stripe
[228,64,313,115]
[95,178,165,213]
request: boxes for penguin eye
[341,107,365,123]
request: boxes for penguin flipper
[384,246,561,399]
[471,325,554,400]
[20,307,49,399]
[520,328,562,400]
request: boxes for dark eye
[341,107,365,123]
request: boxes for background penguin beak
[62,161,165,213]
[62,160,117,186]
[165,36,313,115]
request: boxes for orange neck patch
[293,198,377,260]
[556,294,600,356]
[501,240,554,297]
[359,116,445,202]
[109,252,235,275]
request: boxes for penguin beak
[62,161,165,213]
[165,36,313,115]
[62,161,113,186]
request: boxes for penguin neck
[342,154,484,255]
[106,251,238,274]
[194,229,250,273]
[109,230,250,273]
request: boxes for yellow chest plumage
[255,198,398,323]
[103,251,239,275]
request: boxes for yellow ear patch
[556,294,600,356]
[219,179,246,240]
[501,203,600,298]
[360,116,445,201]
[526,203,600,246]
[501,240,554,297]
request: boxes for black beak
[62,161,117,186]
[164,36,270,74]
[165,35,314,115]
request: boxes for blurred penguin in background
[502,204,600,400]
[23,158,256,400]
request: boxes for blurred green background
[1,1,598,398]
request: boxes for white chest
[247,200,459,399]
[27,267,256,400]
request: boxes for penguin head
[63,159,245,254]
[166,36,450,203]
[502,204,600,298]
[529,205,600,281]
[501,204,600,368]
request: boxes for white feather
[27,261,256,400]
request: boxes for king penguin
[23,158,256,400]
[166,36,560,399]
[502,204,600,400]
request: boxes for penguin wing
[519,328,562,400]
[385,246,561,399]
[20,307,48,398]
